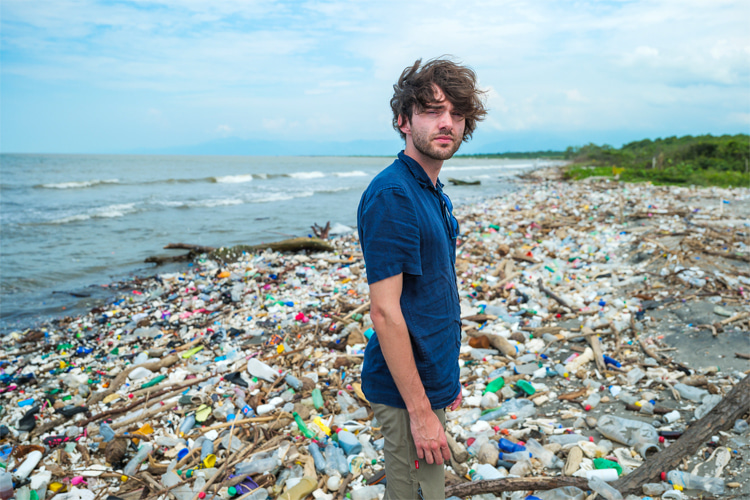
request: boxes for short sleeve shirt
[357,151,461,410]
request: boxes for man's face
[402,86,466,161]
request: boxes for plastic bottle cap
[121,475,128,482]
[198,493,206,499]
[228,486,237,496]
[585,405,592,411]
[659,436,665,443]
[661,472,667,481]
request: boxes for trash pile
[1,178,748,500]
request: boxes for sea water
[0,153,554,331]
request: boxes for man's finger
[441,441,451,462]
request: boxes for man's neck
[403,144,442,187]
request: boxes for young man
[357,58,487,499]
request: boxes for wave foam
[287,171,325,179]
[333,170,367,177]
[38,179,120,189]
[214,174,254,184]
[49,203,137,224]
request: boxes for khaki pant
[371,403,446,500]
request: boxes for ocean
[0,153,555,332]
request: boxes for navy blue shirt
[357,151,461,410]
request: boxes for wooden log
[210,238,334,261]
[611,374,750,495]
[87,354,180,406]
[444,477,589,497]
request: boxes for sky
[1,0,749,155]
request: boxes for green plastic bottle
[593,457,622,476]
[312,388,324,410]
[483,376,505,394]
[515,380,536,396]
[293,412,315,439]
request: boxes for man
[357,57,487,499]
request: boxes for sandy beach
[1,171,749,500]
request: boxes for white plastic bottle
[667,470,724,495]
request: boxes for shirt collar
[397,151,444,191]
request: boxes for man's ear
[398,115,411,136]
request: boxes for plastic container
[596,415,659,457]
[123,444,153,477]
[472,463,506,480]
[530,486,586,500]
[498,438,525,453]
[308,443,326,472]
[673,383,709,403]
[585,469,619,482]
[583,392,600,411]
[0,470,13,500]
[484,376,505,394]
[626,367,645,385]
[350,484,385,500]
[499,450,531,462]
[246,358,278,382]
[99,422,116,442]
[667,470,725,495]
[14,450,43,481]
[587,475,623,499]
[525,438,563,468]
[276,476,316,500]
[312,388,324,410]
[179,415,195,436]
[358,435,378,461]
[284,373,303,390]
[337,430,362,456]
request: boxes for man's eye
[452,113,465,119]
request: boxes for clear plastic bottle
[99,422,116,442]
[667,470,725,495]
[471,463,506,481]
[596,415,659,457]
[179,414,196,436]
[311,388,324,409]
[13,451,43,481]
[673,383,709,403]
[350,484,385,500]
[525,438,563,468]
[357,435,379,461]
[123,444,153,477]
[583,392,600,411]
[308,443,326,472]
[324,444,349,476]
[0,470,13,500]
[587,475,622,499]
[532,486,586,500]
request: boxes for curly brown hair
[390,57,488,143]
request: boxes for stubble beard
[411,128,462,161]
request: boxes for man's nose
[437,110,453,130]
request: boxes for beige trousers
[371,403,447,500]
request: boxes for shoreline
[1,174,749,499]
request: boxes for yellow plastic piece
[217,271,231,278]
[203,454,217,468]
[312,417,331,436]
[673,485,683,491]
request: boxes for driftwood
[88,354,180,406]
[311,221,331,239]
[537,278,573,310]
[146,238,335,265]
[448,177,481,186]
[444,477,589,497]
[611,374,750,495]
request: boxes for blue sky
[1,0,748,154]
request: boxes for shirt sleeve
[358,186,422,284]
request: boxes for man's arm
[369,273,451,465]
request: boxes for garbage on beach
[0,178,748,500]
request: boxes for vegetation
[563,134,750,187]
[461,150,565,159]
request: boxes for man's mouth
[434,135,454,144]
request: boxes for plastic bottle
[525,438,563,468]
[336,391,359,412]
[235,452,280,476]
[733,419,749,434]
[626,367,645,385]
[179,414,195,436]
[498,438,526,453]
[161,470,193,500]
[498,450,531,462]
[308,443,326,472]
[337,430,362,456]
[471,463,506,480]
[350,484,385,500]
[479,398,535,421]
[531,486,586,500]
[583,392,600,411]
[673,383,709,403]
[512,363,540,375]
[0,470,13,500]
[695,394,722,420]
[99,422,116,442]
[357,435,379,462]
[284,373,303,390]
[667,470,725,495]
[200,438,214,462]
[246,358,278,382]
[29,469,51,500]
[548,434,587,446]
[293,412,315,439]
[276,476,316,500]
[311,388,324,410]
[123,444,153,477]
[484,376,505,394]
[587,475,623,499]
[324,443,349,476]
[13,450,43,481]
[596,415,659,457]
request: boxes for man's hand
[449,390,462,411]
[410,411,451,465]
